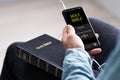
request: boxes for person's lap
[0,18,120,80]
[89,18,120,70]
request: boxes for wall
[95,0,120,19]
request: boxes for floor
[0,0,120,74]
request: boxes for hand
[61,25,102,55]
[88,34,102,55]
[61,25,85,50]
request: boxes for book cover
[16,34,65,79]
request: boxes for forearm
[62,48,96,80]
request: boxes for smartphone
[62,7,100,51]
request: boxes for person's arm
[62,48,96,80]
[61,25,101,80]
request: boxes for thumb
[66,25,75,35]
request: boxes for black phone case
[62,7,100,51]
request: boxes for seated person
[0,18,120,80]
[62,24,120,80]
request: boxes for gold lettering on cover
[22,52,27,60]
[46,63,49,72]
[18,49,22,58]
[55,68,58,77]
[29,54,31,63]
[37,59,40,68]
[36,41,52,50]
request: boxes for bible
[16,34,65,79]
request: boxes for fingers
[89,33,101,54]
[88,48,102,55]
[66,25,75,35]
[64,25,99,39]
[62,25,101,54]
[62,25,75,42]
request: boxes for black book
[16,34,65,79]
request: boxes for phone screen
[62,7,100,50]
